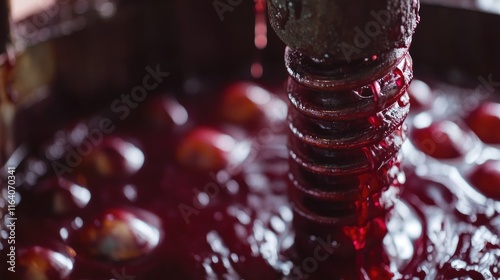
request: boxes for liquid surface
[0,79,499,279]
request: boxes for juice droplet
[251,62,263,79]
[255,0,265,12]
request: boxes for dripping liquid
[286,47,415,277]
[251,0,267,79]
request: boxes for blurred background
[1,1,500,157]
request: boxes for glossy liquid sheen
[1,72,500,279]
[286,48,411,267]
